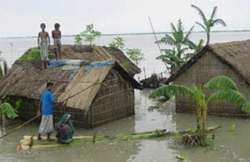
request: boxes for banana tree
[150,76,250,144]
[157,19,201,73]
[191,5,226,45]
[156,48,186,74]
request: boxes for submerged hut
[167,40,250,117]
[0,45,141,128]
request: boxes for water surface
[1,32,250,162]
[0,90,250,162]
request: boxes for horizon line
[1,29,250,39]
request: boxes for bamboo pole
[148,16,162,54]
[0,115,40,139]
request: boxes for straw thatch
[167,39,250,117]
[22,45,140,76]
[0,45,141,128]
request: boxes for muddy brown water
[1,90,250,162]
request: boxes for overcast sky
[1,0,250,37]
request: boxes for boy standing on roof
[38,23,50,69]
[37,82,55,140]
[52,23,62,60]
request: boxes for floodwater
[1,90,250,162]
[1,32,250,162]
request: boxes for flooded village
[1,1,250,162]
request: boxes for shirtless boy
[38,23,50,69]
[52,23,62,59]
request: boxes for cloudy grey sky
[1,0,250,37]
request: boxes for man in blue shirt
[38,82,55,140]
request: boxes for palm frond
[178,47,189,56]
[195,22,207,31]
[205,75,238,91]
[170,23,177,33]
[150,85,194,99]
[212,18,226,27]
[197,39,204,49]
[183,26,194,43]
[242,102,250,113]
[208,90,248,110]
[185,39,196,49]
[210,6,218,19]
[159,34,176,45]
[191,4,208,25]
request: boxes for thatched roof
[167,39,250,84]
[21,45,141,76]
[0,60,140,111]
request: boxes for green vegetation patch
[19,48,41,61]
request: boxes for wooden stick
[0,115,40,139]
[148,16,162,53]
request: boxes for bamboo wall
[175,51,250,117]
[17,69,135,128]
[90,69,135,127]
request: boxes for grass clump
[19,48,40,61]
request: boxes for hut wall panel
[90,69,135,127]
[17,97,90,128]
[175,51,250,117]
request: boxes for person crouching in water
[52,23,62,60]
[55,113,75,144]
[37,82,54,140]
[38,23,50,69]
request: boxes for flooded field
[1,90,250,162]
[1,32,250,161]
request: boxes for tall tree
[151,75,250,145]
[191,5,226,45]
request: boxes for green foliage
[208,89,250,112]
[19,48,40,61]
[80,24,101,46]
[108,36,125,50]
[19,48,54,61]
[185,39,204,53]
[74,34,82,45]
[126,48,144,65]
[0,102,18,119]
[191,4,226,45]
[157,19,203,73]
[4,97,24,110]
[205,75,238,91]
[150,85,194,99]
[151,75,250,145]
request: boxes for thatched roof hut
[0,45,141,128]
[167,39,250,117]
[20,45,140,76]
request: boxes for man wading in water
[52,23,62,60]
[38,23,50,69]
[37,82,54,140]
